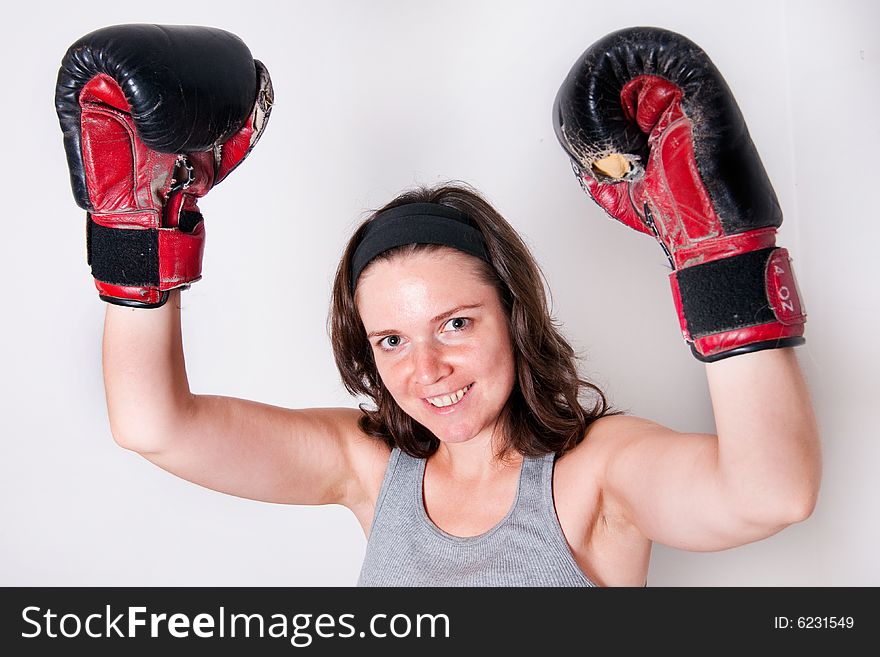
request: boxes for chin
[420,416,489,445]
[432,429,477,445]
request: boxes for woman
[102,180,818,588]
[60,25,821,587]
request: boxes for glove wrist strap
[669,246,806,361]
[87,214,205,306]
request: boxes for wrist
[669,245,806,361]
[88,215,205,308]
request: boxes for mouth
[423,383,473,409]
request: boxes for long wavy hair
[329,182,619,459]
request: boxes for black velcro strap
[87,216,159,286]
[677,248,776,338]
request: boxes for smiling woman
[326,185,625,586]
[78,23,820,590]
[330,185,616,461]
[357,248,519,447]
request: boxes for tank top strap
[364,446,411,532]
[509,450,553,513]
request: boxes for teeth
[427,384,470,408]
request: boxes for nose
[410,342,452,388]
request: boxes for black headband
[350,202,490,292]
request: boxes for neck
[431,426,521,482]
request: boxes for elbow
[106,394,196,455]
[747,482,821,531]
[782,482,820,525]
[108,422,164,455]
[107,413,180,455]
[727,475,821,534]
[736,434,823,529]
[779,445,823,525]
[107,414,135,451]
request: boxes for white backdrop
[2,0,877,586]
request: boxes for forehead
[355,248,496,324]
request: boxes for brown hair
[329,181,619,459]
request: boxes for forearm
[706,348,821,523]
[102,288,194,450]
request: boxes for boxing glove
[553,27,805,361]
[56,24,273,307]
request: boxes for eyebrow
[365,303,484,339]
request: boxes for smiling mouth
[424,384,473,408]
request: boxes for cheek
[466,336,516,385]
[373,357,408,396]
[486,325,516,367]
[495,344,518,394]
[496,348,517,389]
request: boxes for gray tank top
[357,447,598,586]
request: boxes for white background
[2,0,877,586]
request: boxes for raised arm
[56,25,388,523]
[704,349,819,536]
[102,291,381,512]
[553,27,821,549]
[591,349,819,550]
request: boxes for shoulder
[553,414,673,507]
[562,414,671,469]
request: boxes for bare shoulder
[558,413,686,508]
[558,414,672,477]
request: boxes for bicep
[598,416,782,551]
[135,396,376,508]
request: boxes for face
[356,248,516,446]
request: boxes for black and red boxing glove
[553,27,805,361]
[55,24,273,307]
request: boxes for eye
[443,317,471,332]
[377,335,402,351]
